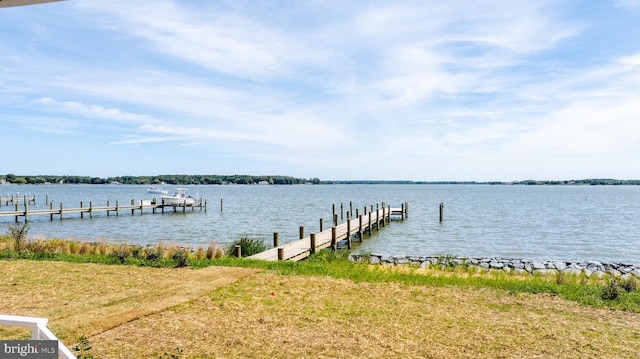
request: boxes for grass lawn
[2,259,640,358]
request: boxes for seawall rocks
[348,254,640,278]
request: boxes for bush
[602,277,622,300]
[227,236,266,257]
[172,249,189,268]
[7,222,29,253]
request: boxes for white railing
[0,314,75,359]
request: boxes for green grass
[2,232,639,313]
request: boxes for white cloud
[614,0,640,9]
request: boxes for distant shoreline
[2,177,640,186]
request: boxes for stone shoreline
[349,254,640,278]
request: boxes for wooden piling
[277,248,284,261]
[331,227,337,251]
[234,245,242,258]
[299,226,304,240]
[310,233,316,254]
[439,202,444,223]
[319,218,324,232]
[273,232,279,248]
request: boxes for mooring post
[299,226,304,240]
[277,247,284,261]
[45,194,49,205]
[333,214,338,226]
[439,202,444,223]
[59,202,63,220]
[376,208,380,230]
[80,201,84,219]
[359,215,363,241]
[273,232,279,247]
[319,218,324,232]
[340,202,344,220]
[14,204,18,223]
[332,204,336,222]
[234,245,241,258]
[24,203,28,223]
[364,206,367,216]
[131,199,135,215]
[331,227,337,251]
[220,197,223,212]
[90,201,93,218]
[349,201,353,218]
[310,233,316,254]
[368,212,372,234]
[49,202,53,221]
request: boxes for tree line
[1,174,322,185]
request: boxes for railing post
[310,233,316,254]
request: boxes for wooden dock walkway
[248,203,408,262]
[0,198,207,223]
[1,192,36,206]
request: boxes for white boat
[161,188,197,206]
[148,186,168,195]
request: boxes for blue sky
[2,0,640,181]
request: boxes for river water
[1,184,639,263]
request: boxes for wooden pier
[0,198,206,223]
[1,192,36,206]
[248,202,408,262]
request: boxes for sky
[2,0,640,182]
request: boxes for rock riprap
[349,254,640,278]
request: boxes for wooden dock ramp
[249,203,407,262]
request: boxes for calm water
[2,184,640,263]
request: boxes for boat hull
[161,197,197,206]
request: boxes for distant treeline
[2,174,639,186]
[1,174,321,185]
[326,179,640,185]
